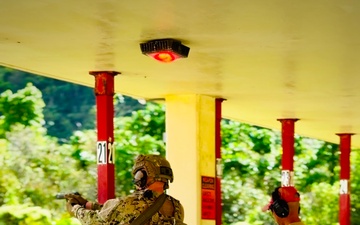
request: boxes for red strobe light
[140,39,190,63]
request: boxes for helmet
[132,154,173,189]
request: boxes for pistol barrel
[55,192,80,199]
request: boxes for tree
[0,83,45,138]
[221,119,282,224]
[113,102,166,195]
[0,84,90,224]
[0,66,146,142]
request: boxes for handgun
[55,191,81,199]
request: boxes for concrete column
[166,94,216,225]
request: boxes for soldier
[65,154,185,225]
[262,186,305,225]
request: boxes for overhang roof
[1,1,360,147]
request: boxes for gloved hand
[64,193,87,206]
[66,198,78,217]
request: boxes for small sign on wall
[201,176,216,220]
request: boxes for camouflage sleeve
[91,202,103,210]
[179,203,185,222]
[170,196,185,223]
[72,199,120,225]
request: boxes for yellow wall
[166,94,216,225]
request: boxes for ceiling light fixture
[140,38,190,63]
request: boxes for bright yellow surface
[0,1,360,147]
[166,94,216,225]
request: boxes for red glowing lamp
[140,39,190,63]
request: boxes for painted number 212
[97,141,115,164]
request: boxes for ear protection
[269,187,289,218]
[133,170,148,189]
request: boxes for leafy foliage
[0,205,52,225]
[300,182,339,224]
[114,102,166,195]
[0,83,45,138]
[0,66,146,142]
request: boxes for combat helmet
[132,154,173,189]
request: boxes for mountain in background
[0,66,144,142]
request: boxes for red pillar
[277,118,298,186]
[215,99,224,225]
[90,71,120,204]
[337,133,353,225]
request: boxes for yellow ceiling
[1,0,360,147]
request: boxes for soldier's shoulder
[166,195,185,222]
[114,192,150,215]
[167,195,181,204]
[117,191,149,205]
[167,195,184,210]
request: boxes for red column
[277,118,298,187]
[90,71,120,204]
[215,98,224,225]
[337,133,353,225]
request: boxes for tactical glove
[66,199,76,217]
[64,193,87,206]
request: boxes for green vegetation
[0,66,145,142]
[0,66,359,224]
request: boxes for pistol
[55,191,81,199]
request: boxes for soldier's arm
[179,204,185,222]
[87,201,103,210]
[72,198,120,224]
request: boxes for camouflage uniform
[72,190,184,225]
